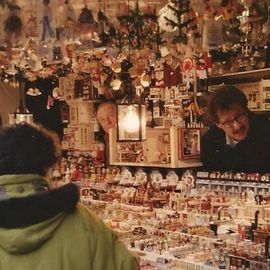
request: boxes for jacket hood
[0,213,65,254]
[0,174,79,254]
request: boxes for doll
[26,14,37,38]
[57,0,76,41]
[40,0,55,41]
[202,0,223,51]
[4,3,23,46]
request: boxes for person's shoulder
[72,205,140,270]
[250,113,270,131]
[75,204,113,233]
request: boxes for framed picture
[178,128,201,160]
[162,133,170,144]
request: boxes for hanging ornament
[263,4,270,41]
[40,0,56,42]
[46,94,54,109]
[4,3,23,46]
[52,87,63,99]
[26,15,38,38]
[97,9,109,35]
[57,0,76,41]
[25,0,37,38]
[0,2,9,43]
[4,74,9,83]
[202,1,223,51]
[26,87,42,96]
[182,57,194,90]
[0,51,8,67]
[77,4,98,36]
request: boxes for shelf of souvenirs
[78,180,270,238]
[84,197,228,270]
[83,192,270,270]
[211,67,270,79]
[196,179,270,198]
[49,166,270,269]
[107,161,202,169]
[210,67,270,84]
[197,171,270,183]
[81,182,270,229]
[131,245,219,270]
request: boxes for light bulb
[123,106,140,133]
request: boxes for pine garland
[116,2,161,50]
[163,0,197,44]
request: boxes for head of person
[192,134,198,141]
[0,123,61,176]
[208,85,250,142]
[96,101,117,134]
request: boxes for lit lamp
[117,103,146,141]
[8,66,33,125]
[9,104,33,125]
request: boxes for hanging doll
[26,14,37,38]
[154,61,164,88]
[249,1,265,45]
[77,5,98,44]
[163,55,182,88]
[202,0,223,51]
[218,0,244,43]
[0,2,8,43]
[98,9,111,46]
[25,0,37,38]
[263,3,270,42]
[64,0,76,40]
[97,9,109,35]
[57,0,76,41]
[4,3,23,46]
[196,52,212,95]
[40,0,55,41]
[182,46,195,92]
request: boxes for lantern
[117,103,146,141]
[8,66,33,125]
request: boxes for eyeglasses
[220,112,247,128]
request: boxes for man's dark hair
[0,123,61,176]
[208,85,248,122]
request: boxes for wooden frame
[178,128,201,160]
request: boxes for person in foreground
[0,123,139,270]
[201,85,270,173]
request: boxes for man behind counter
[201,85,270,173]
[96,101,117,165]
[96,101,117,141]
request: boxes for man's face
[97,103,117,134]
[216,104,250,142]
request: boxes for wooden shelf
[210,68,270,84]
[109,161,202,168]
[211,68,270,78]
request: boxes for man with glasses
[201,85,270,172]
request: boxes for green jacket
[0,174,139,270]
